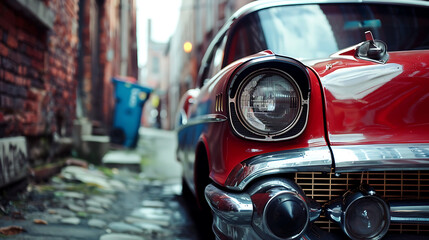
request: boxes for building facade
[77,0,138,134]
[166,0,253,129]
[140,20,170,129]
[0,0,138,188]
[0,0,79,187]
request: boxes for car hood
[307,50,429,146]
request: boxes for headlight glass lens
[238,71,300,135]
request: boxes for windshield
[225,3,429,64]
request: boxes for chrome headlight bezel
[228,56,310,141]
[235,69,303,137]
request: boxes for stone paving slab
[0,219,104,239]
[0,166,199,240]
[1,128,202,240]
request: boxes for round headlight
[344,196,390,240]
[237,70,301,135]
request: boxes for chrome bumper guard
[206,181,429,240]
[205,178,321,240]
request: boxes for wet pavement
[0,128,201,240]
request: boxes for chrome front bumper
[206,144,429,240]
[206,181,429,240]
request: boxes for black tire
[194,148,214,240]
[181,177,193,202]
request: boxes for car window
[199,36,227,87]
[207,38,226,79]
[226,3,429,64]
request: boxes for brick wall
[0,0,79,138]
[77,0,138,132]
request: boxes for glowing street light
[183,41,192,53]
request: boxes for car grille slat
[295,171,429,234]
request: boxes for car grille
[295,171,429,234]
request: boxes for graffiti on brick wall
[0,137,28,188]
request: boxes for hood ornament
[357,31,389,64]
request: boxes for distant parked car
[176,0,429,239]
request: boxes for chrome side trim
[333,144,429,173]
[390,200,429,224]
[205,184,253,223]
[225,146,332,191]
[176,114,227,132]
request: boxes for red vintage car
[176,0,429,239]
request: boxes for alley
[0,128,200,240]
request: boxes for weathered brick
[6,34,18,49]
[15,76,22,86]
[0,81,4,93]
[18,65,27,75]
[1,0,81,139]
[26,47,33,58]
[24,113,37,124]
[31,78,43,89]
[31,59,44,72]
[7,48,18,63]
[23,124,38,136]
[25,77,31,87]
[24,100,31,111]
[0,42,7,57]
[14,98,24,109]
[20,54,31,66]
[18,42,26,54]
[4,71,14,83]
[17,29,27,42]
[1,95,13,108]
[15,15,29,30]
[2,57,17,72]
[7,83,15,96]
[1,5,16,26]
[19,87,27,98]
[26,89,37,100]
[27,67,39,79]
[0,16,11,32]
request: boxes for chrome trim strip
[225,146,332,191]
[176,114,227,132]
[390,200,429,224]
[205,184,253,223]
[333,144,429,173]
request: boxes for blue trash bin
[111,78,152,148]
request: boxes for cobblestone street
[0,128,200,240]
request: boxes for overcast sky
[136,0,182,67]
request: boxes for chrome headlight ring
[236,69,303,137]
[228,57,310,141]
